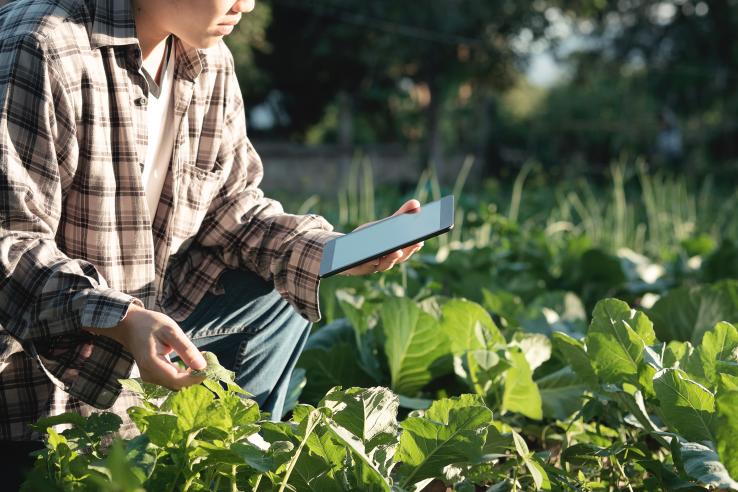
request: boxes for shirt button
[135,96,147,106]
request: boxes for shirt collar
[88,0,139,49]
[173,38,206,82]
[87,0,205,81]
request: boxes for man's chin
[179,35,223,50]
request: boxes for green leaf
[31,412,87,434]
[118,378,171,401]
[321,386,400,479]
[480,424,512,459]
[323,421,393,491]
[46,427,68,450]
[166,385,228,433]
[663,341,690,368]
[98,440,145,491]
[586,298,656,386]
[520,291,587,337]
[560,443,602,466]
[336,289,384,381]
[143,414,182,447]
[298,319,376,404]
[653,368,716,442]
[512,431,544,490]
[698,321,738,387]
[440,298,505,354]
[578,248,627,288]
[85,412,123,439]
[536,367,588,420]
[482,289,524,326]
[125,435,157,481]
[551,332,598,387]
[127,406,155,434]
[381,297,452,395]
[502,347,542,420]
[720,373,738,391]
[715,390,738,481]
[511,333,552,371]
[287,409,346,492]
[677,440,738,490]
[395,395,492,487]
[638,457,706,491]
[321,386,399,450]
[605,387,662,434]
[230,441,294,473]
[398,395,433,411]
[460,348,512,399]
[650,281,738,345]
[145,464,182,491]
[511,429,529,457]
[190,351,236,384]
[118,378,146,396]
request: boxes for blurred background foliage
[226,0,738,179]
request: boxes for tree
[257,0,553,175]
[552,0,738,165]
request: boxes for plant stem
[613,456,634,492]
[509,160,534,224]
[182,474,196,492]
[278,410,321,492]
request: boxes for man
[0,0,422,481]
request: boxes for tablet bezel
[319,195,454,278]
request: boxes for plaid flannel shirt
[0,0,340,440]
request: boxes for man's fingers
[392,199,421,217]
[140,353,206,390]
[375,250,402,272]
[399,242,424,263]
[159,326,207,371]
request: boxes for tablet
[319,195,454,278]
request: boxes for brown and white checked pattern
[0,0,340,440]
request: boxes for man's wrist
[83,302,143,346]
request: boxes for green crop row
[25,288,738,490]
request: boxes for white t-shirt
[140,38,176,227]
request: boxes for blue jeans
[178,269,311,420]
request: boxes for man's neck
[131,0,169,84]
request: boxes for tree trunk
[474,91,495,178]
[422,79,444,180]
[337,91,354,150]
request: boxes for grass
[288,154,738,261]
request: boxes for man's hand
[341,199,425,276]
[84,304,207,390]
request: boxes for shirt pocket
[170,163,223,253]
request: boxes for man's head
[133,0,255,49]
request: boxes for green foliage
[27,291,738,491]
[585,298,656,386]
[653,369,715,443]
[650,281,738,345]
[26,175,738,490]
[716,390,738,481]
[394,395,492,488]
[380,297,452,396]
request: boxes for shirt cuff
[35,287,142,408]
[78,287,144,330]
[36,334,135,410]
[65,335,135,409]
[285,229,343,323]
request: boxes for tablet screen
[325,197,450,275]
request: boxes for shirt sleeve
[193,54,341,323]
[0,34,140,408]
